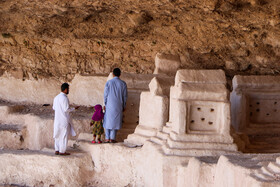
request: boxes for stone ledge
[0,149,94,187]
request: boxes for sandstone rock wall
[0,0,279,81]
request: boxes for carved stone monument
[155,69,238,156]
[231,75,280,152]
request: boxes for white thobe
[53,92,76,153]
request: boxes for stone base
[162,143,238,157]
[169,131,235,144]
[156,131,239,157]
[124,125,158,146]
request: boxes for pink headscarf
[92,104,104,121]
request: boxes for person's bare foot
[104,139,110,143]
[59,152,70,156]
[55,151,59,155]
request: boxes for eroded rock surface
[0,0,280,80]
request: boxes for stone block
[175,69,226,86]
[139,92,169,130]
[232,75,280,91]
[153,53,181,76]
[171,83,228,101]
[149,76,174,96]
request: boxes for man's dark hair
[61,83,69,92]
[113,68,121,77]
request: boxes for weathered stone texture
[0,0,279,80]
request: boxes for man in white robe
[53,83,78,155]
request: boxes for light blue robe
[103,77,127,130]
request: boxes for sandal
[109,140,117,143]
[59,152,71,156]
[104,139,110,143]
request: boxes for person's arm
[62,97,75,113]
[52,98,56,111]
[104,81,109,106]
[123,83,128,111]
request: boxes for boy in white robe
[53,83,78,155]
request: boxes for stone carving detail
[188,102,219,133]
[248,98,280,124]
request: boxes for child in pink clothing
[90,104,104,143]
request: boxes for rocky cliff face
[0,0,279,80]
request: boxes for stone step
[150,136,165,145]
[124,133,150,146]
[156,131,169,140]
[162,143,238,157]
[252,170,275,182]
[267,162,280,173]
[167,138,238,151]
[134,125,158,137]
[0,149,94,187]
[162,126,172,134]
[260,166,275,177]
[0,124,26,149]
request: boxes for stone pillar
[125,76,174,146]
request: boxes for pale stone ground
[2,71,280,186]
[1,96,280,186]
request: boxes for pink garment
[92,104,104,121]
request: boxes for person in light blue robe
[103,68,127,142]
